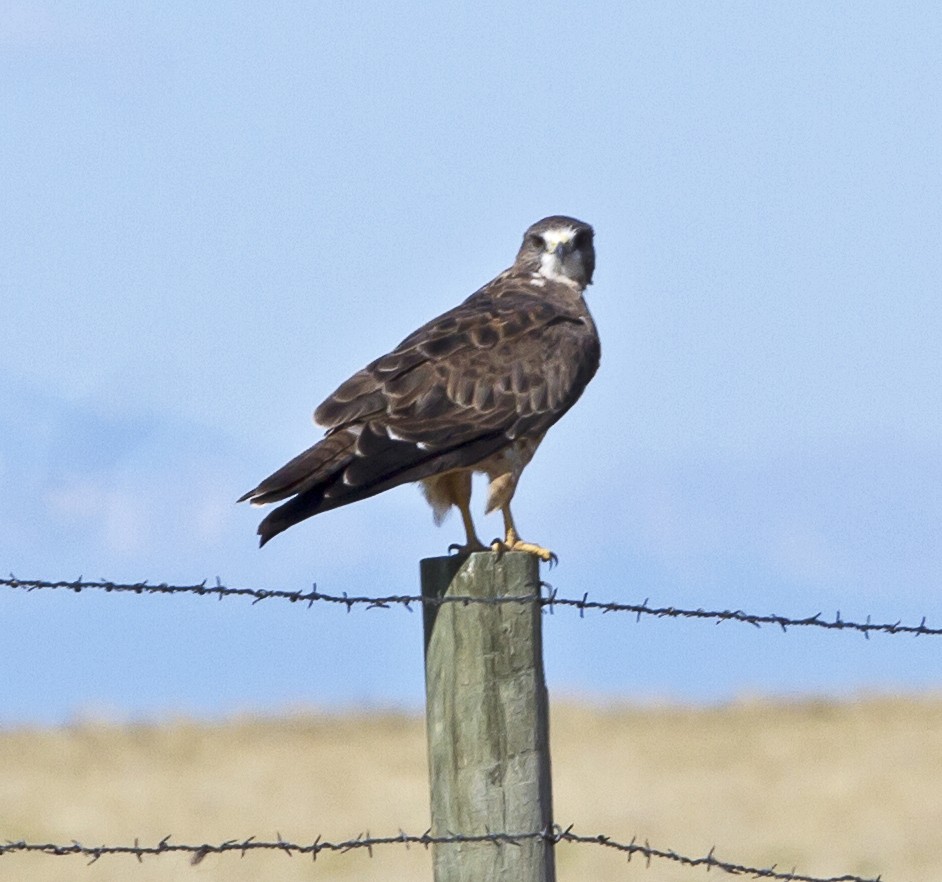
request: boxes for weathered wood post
[421,551,555,882]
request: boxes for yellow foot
[490,538,558,566]
[448,538,489,556]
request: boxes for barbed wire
[0,827,881,881]
[2,574,938,639]
[0,574,906,881]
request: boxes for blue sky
[1,1,940,724]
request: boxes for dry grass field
[2,696,941,881]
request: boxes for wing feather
[316,281,596,437]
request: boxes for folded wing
[239,278,599,545]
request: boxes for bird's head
[514,215,595,289]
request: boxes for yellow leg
[447,498,488,556]
[490,504,557,565]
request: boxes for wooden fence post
[421,551,555,882]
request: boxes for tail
[238,429,358,547]
[239,423,510,547]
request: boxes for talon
[448,538,488,556]
[492,505,556,564]
[508,541,556,564]
[491,538,557,564]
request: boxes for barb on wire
[0,827,882,882]
[2,574,937,639]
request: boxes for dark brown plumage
[239,215,600,559]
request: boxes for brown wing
[240,273,600,545]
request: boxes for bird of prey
[239,215,600,562]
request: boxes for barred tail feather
[246,427,509,547]
[237,430,358,507]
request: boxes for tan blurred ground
[2,696,940,881]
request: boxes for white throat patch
[538,250,570,283]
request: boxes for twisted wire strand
[0,828,882,881]
[2,575,937,638]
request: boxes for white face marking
[536,225,581,285]
[539,225,577,251]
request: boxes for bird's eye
[528,234,544,250]
[572,229,589,249]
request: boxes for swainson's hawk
[239,215,600,561]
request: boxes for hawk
[239,215,600,562]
